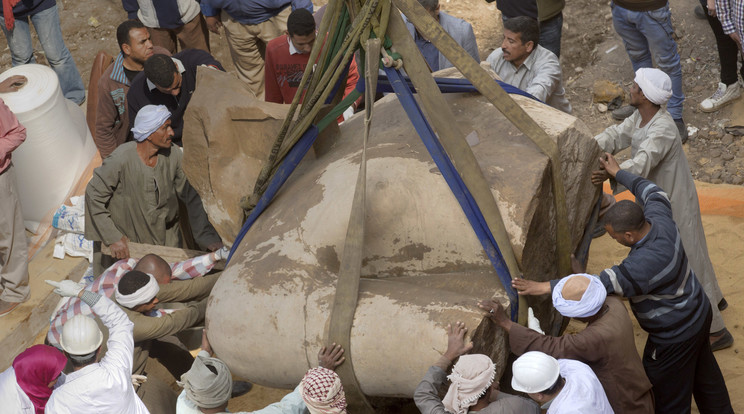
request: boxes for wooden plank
[102,241,208,263]
[0,244,87,370]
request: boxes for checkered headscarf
[299,367,347,414]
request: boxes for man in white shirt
[512,351,613,414]
[45,280,148,414]
[486,16,571,113]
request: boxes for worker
[177,330,344,413]
[512,351,613,413]
[0,75,29,317]
[115,268,226,413]
[127,51,224,142]
[299,366,347,414]
[264,7,359,120]
[592,67,732,351]
[513,155,734,413]
[0,344,66,413]
[403,0,480,71]
[85,104,223,275]
[95,20,157,159]
[414,322,540,414]
[486,16,571,113]
[480,274,654,413]
[44,279,148,413]
[48,249,228,348]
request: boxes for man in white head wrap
[414,321,540,414]
[481,273,653,413]
[85,102,224,278]
[590,64,732,352]
[176,331,345,414]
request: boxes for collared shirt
[288,36,301,55]
[47,252,220,348]
[147,57,187,91]
[486,45,572,114]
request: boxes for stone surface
[184,68,602,398]
[593,79,624,103]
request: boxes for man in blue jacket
[122,0,210,54]
[200,0,313,99]
[0,0,85,104]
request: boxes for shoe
[710,328,734,352]
[231,381,253,398]
[611,105,635,120]
[694,5,707,19]
[718,297,728,311]
[0,300,20,317]
[674,118,688,144]
[699,81,742,113]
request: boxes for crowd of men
[0,0,742,411]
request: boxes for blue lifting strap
[383,65,520,320]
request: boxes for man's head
[417,0,440,19]
[552,274,607,320]
[59,315,104,369]
[144,54,182,95]
[442,354,497,414]
[631,68,672,108]
[287,9,316,54]
[501,17,539,67]
[131,104,174,147]
[117,20,153,64]
[178,353,233,412]
[116,270,161,313]
[134,254,172,284]
[603,200,647,247]
[300,367,347,414]
[511,351,563,404]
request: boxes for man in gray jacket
[404,0,480,71]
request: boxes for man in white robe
[592,67,732,350]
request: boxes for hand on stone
[318,343,346,371]
[201,328,213,356]
[478,299,512,331]
[512,278,551,296]
[0,75,27,93]
[598,152,621,178]
[570,253,587,274]
[443,322,473,362]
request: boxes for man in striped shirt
[514,154,733,413]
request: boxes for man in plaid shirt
[717,0,744,54]
[47,248,228,348]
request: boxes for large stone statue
[182,67,601,400]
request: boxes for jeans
[0,5,85,104]
[699,0,744,85]
[539,12,563,58]
[611,2,684,119]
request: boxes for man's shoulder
[532,45,560,66]
[439,11,472,30]
[266,35,290,55]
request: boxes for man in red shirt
[264,8,359,117]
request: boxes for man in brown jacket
[95,20,155,158]
[480,273,654,414]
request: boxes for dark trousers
[643,309,733,414]
[699,0,744,85]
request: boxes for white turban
[131,104,171,142]
[116,272,160,308]
[300,367,347,414]
[552,273,607,318]
[634,68,672,105]
[178,353,233,409]
[443,354,496,414]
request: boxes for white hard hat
[511,351,560,393]
[59,314,103,356]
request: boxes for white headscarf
[443,354,496,414]
[634,68,672,105]
[552,274,607,318]
[131,104,171,142]
[116,272,160,308]
[178,354,233,409]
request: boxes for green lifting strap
[326,38,381,414]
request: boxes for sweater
[598,170,708,343]
[127,49,223,142]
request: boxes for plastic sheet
[0,64,96,233]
